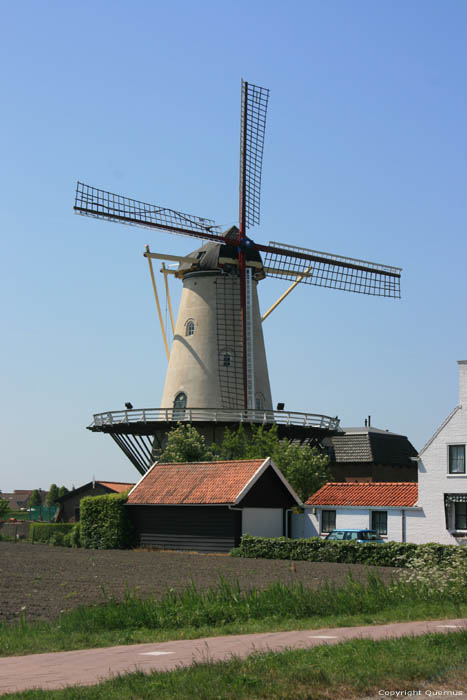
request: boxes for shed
[57,481,134,522]
[126,457,301,552]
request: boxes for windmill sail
[74,182,224,242]
[262,241,401,298]
[239,81,270,231]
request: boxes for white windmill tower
[75,81,402,474]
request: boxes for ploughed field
[0,542,399,624]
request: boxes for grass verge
[1,575,467,657]
[2,631,467,699]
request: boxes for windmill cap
[176,234,265,279]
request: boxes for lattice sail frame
[239,81,270,230]
[263,241,401,298]
[74,182,223,240]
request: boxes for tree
[58,486,69,498]
[0,498,11,519]
[273,442,332,503]
[46,484,59,508]
[216,423,250,460]
[29,489,42,507]
[159,423,217,463]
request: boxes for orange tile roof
[127,460,266,505]
[98,482,134,493]
[306,482,418,507]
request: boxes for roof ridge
[98,480,134,484]
[155,458,265,467]
[327,481,416,486]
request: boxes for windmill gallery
[74,80,402,479]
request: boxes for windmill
[75,80,401,474]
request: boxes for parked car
[325,529,385,543]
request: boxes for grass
[1,575,466,657]
[2,631,467,699]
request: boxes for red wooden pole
[239,81,249,410]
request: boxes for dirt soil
[0,542,399,624]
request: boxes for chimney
[458,361,467,407]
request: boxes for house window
[172,392,187,420]
[321,510,336,533]
[449,445,465,474]
[371,511,387,536]
[455,502,467,530]
[223,353,231,367]
[185,320,195,337]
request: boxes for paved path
[0,618,465,695]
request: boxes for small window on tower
[255,394,264,410]
[223,353,231,367]
[186,320,195,337]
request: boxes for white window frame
[185,319,195,337]
[447,444,466,475]
[321,509,336,534]
[454,502,467,531]
[371,510,388,536]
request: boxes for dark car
[325,529,385,543]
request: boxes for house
[56,481,134,522]
[0,490,48,510]
[293,482,419,541]
[126,457,301,552]
[406,360,467,545]
[324,427,418,483]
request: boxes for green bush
[70,522,81,547]
[30,523,74,545]
[235,535,467,568]
[80,493,134,549]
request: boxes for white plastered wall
[292,507,407,541]
[161,271,272,409]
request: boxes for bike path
[0,618,465,695]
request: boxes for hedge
[234,535,467,568]
[80,493,134,549]
[30,523,75,545]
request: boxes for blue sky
[1,1,467,491]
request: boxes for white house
[291,482,419,541]
[406,360,467,545]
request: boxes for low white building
[292,482,419,541]
[293,360,467,546]
[406,360,467,545]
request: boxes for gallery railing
[90,407,340,431]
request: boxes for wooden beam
[143,251,194,264]
[161,262,175,334]
[262,267,313,322]
[145,245,170,360]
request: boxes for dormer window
[185,320,195,337]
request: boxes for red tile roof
[306,482,418,507]
[127,460,266,505]
[98,482,134,493]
